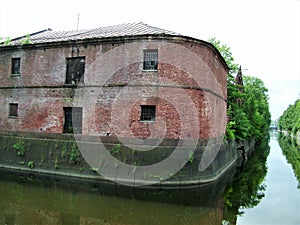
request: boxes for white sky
[0,0,299,120]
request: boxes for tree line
[209,38,271,141]
[278,99,300,135]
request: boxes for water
[0,165,232,225]
[0,132,299,225]
[0,180,220,225]
[236,133,300,225]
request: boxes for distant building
[235,65,244,105]
[0,22,229,142]
[235,66,244,93]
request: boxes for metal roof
[1,22,229,71]
[8,22,182,45]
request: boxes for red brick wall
[0,37,228,140]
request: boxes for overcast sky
[1,0,299,120]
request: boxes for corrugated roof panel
[6,22,181,46]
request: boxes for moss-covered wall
[0,134,92,174]
[0,133,254,185]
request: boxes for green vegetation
[278,99,300,186]
[0,37,12,46]
[223,139,270,223]
[28,161,34,169]
[61,144,67,158]
[209,38,271,141]
[54,156,60,169]
[69,144,80,164]
[110,143,121,155]
[20,34,31,45]
[90,167,99,173]
[13,140,26,157]
[188,151,194,163]
[278,99,300,135]
[1,35,31,46]
[278,133,300,184]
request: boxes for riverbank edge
[0,158,237,188]
[0,132,255,188]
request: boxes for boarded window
[66,57,85,84]
[9,103,18,117]
[140,105,156,121]
[143,50,158,71]
[63,107,83,134]
[11,58,21,75]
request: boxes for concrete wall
[0,132,251,185]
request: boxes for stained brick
[0,30,228,141]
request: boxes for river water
[236,133,300,225]
[0,132,299,225]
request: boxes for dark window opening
[143,50,158,71]
[66,57,85,84]
[11,58,21,75]
[140,105,156,122]
[9,103,18,117]
[63,107,83,133]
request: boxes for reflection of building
[0,22,229,141]
[0,167,229,224]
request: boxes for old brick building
[0,22,229,143]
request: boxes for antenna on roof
[76,12,80,31]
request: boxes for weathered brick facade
[0,23,229,141]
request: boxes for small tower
[236,65,244,93]
[236,66,244,105]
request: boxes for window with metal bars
[140,105,156,122]
[143,50,158,71]
[9,103,18,117]
[66,57,85,84]
[11,58,21,75]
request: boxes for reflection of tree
[222,139,270,224]
[278,133,300,185]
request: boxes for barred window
[143,50,158,71]
[66,57,85,84]
[140,105,156,122]
[9,103,18,117]
[11,58,21,75]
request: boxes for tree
[278,99,300,134]
[208,38,271,141]
[243,76,271,139]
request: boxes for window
[140,105,156,122]
[11,58,21,75]
[66,57,85,84]
[9,103,18,117]
[143,50,158,71]
[63,107,83,133]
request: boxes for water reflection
[270,129,279,140]
[226,132,300,225]
[0,162,235,225]
[278,132,300,185]
[222,138,270,224]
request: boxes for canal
[0,132,299,225]
[236,132,300,225]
